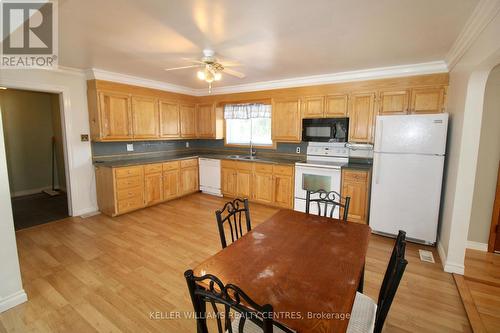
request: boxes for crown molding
[445,0,500,70]
[85,68,199,96]
[200,61,448,96]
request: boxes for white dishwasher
[199,158,222,196]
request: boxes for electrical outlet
[126,144,134,152]
[296,147,301,154]
[186,142,190,148]
[80,134,89,142]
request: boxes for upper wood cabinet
[325,94,348,117]
[378,90,410,115]
[410,87,446,114]
[180,103,197,138]
[98,91,133,140]
[272,98,301,142]
[196,103,216,138]
[131,96,159,139]
[301,96,324,118]
[159,100,180,138]
[348,93,376,143]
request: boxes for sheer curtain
[224,103,272,145]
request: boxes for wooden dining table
[193,209,371,333]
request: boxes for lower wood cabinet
[341,168,371,224]
[221,160,294,209]
[95,158,199,216]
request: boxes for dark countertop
[93,153,301,168]
[342,162,373,171]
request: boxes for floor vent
[418,249,435,263]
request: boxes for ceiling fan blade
[181,58,206,65]
[164,65,199,71]
[223,68,246,79]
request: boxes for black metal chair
[184,270,294,333]
[347,230,408,333]
[305,189,351,221]
[215,198,252,249]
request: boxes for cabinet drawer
[254,163,273,173]
[163,161,180,171]
[235,161,253,171]
[144,163,163,174]
[116,176,143,190]
[115,166,143,178]
[221,160,237,169]
[273,165,294,176]
[117,186,143,200]
[117,197,144,213]
[180,158,198,168]
[343,170,368,181]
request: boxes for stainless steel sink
[227,155,262,161]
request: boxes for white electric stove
[294,142,349,216]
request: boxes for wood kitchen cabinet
[97,91,133,141]
[144,163,163,206]
[132,96,159,139]
[196,103,215,138]
[159,100,181,138]
[410,87,446,114]
[180,103,197,138]
[272,98,302,142]
[221,161,294,209]
[378,90,410,115]
[253,164,274,205]
[341,169,371,224]
[180,159,199,195]
[325,94,349,117]
[348,92,376,143]
[301,96,325,118]
[95,158,199,216]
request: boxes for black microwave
[302,118,349,142]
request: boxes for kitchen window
[224,103,272,146]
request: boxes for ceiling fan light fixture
[197,70,206,80]
[214,72,222,81]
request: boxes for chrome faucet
[250,141,256,158]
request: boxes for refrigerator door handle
[376,119,383,150]
[375,157,381,185]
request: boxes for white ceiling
[58,0,478,89]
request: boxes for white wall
[468,65,500,244]
[0,68,97,216]
[438,10,500,273]
[0,114,27,312]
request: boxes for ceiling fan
[164,49,245,92]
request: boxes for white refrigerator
[369,113,448,245]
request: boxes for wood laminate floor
[0,193,471,332]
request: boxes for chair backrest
[305,189,351,221]
[184,270,293,333]
[374,230,408,333]
[215,198,252,249]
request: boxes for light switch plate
[126,144,134,152]
[186,142,189,148]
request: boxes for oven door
[294,165,341,217]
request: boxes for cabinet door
[196,103,215,138]
[378,90,409,115]
[145,172,163,206]
[131,96,159,139]
[274,174,294,209]
[99,91,132,140]
[180,103,197,138]
[221,167,237,197]
[163,169,179,200]
[253,171,274,205]
[348,93,376,143]
[159,100,180,138]
[272,98,301,142]
[236,169,252,198]
[302,96,324,118]
[341,169,370,224]
[410,87,445,114]
[180,166,199,194]
[325,94,348,117]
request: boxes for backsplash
[92,139,308,158]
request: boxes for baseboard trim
[466,241,488,252]
[73,206,99,217]
[11,186,53,197]
[437,241,465,274]
[0,290,27,313]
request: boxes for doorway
[0,88,69,230]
